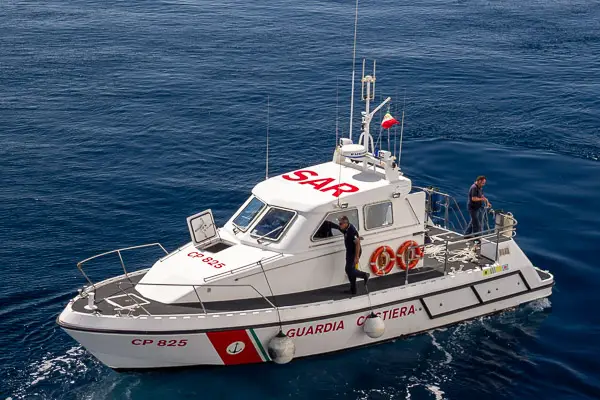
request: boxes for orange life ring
[396,240,423,270]
[369,246,395,276]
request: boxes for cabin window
[251,207,296,241]
[364,201,393,230]
[312,209,359,241]
[232,196,266,231]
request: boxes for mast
[333,62,399,182]
[358,60,390,163]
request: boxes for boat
[57,59,554,369]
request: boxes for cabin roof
[252,161,411,213]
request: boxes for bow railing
[76,242,169,292]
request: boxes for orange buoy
[369,246,396,276]
[396,240,423,270]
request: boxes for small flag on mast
[381,112,400,129]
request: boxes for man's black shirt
[343,223,359,260]
[467,183,484,211]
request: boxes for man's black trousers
[345,258,368,294]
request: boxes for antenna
[266,95,270,180]
[360,59,365,100]
[372,60,376,98]
[336,77,339,147]
[386,101,391,152]
[336,81,343,207]
[348,0,359,141]
[393,88,398,160]
[398,92,406,167]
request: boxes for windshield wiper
[256,226,283,243]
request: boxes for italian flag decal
[206,329,270,365]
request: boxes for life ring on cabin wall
[369,246,396,276]
[396,240,423,270]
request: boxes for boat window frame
[311,208,360,242]
[249,206,298,243]
[363,200,394,231]
[231,195,267,232]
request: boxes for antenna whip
[398,92,406,167]
[266,95,270,180]
[394,87,398,160]
[348,0,359,141]
[336,77,339,147]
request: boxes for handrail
[134,282,278,315]
[413,186,468,232]
[204,252,285,283]
[108,224,515,315]
[439,214,518,247]
[75,206,517,314]
[402,217,518,282]
[77,243,169,292]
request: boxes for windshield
[232,197,266,230]
[251,207,296,241]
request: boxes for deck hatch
[105,294,150,310]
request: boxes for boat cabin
[135,148,426,304]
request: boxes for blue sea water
[1,0,600,398]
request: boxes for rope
[424,243,479,265]
[357,261,374,311]
[258,260,283,331]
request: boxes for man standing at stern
[465,175,491,239]
[337,216,369,295]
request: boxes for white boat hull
[60,280,552,369]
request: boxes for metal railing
[128,281,277,316]
[74,202,517,315]
[204,253,285,283]
[399,214,518,284]
[414,186,468,232]
[76,242,169,292]
[75,242,280,316]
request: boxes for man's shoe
[344,289,356,296]
[364,274,369,288]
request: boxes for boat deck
[72,225,507,316]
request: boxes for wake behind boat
[57,61,554,369]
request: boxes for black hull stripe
[432,287,528,319]
[58,278,554,335]
[471,286,484,303]
[419,298,433,319]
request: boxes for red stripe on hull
[206,330,263,365]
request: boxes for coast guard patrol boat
[57,65,554,369]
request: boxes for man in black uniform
[337,216,369,295]
[464,175,491,239]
